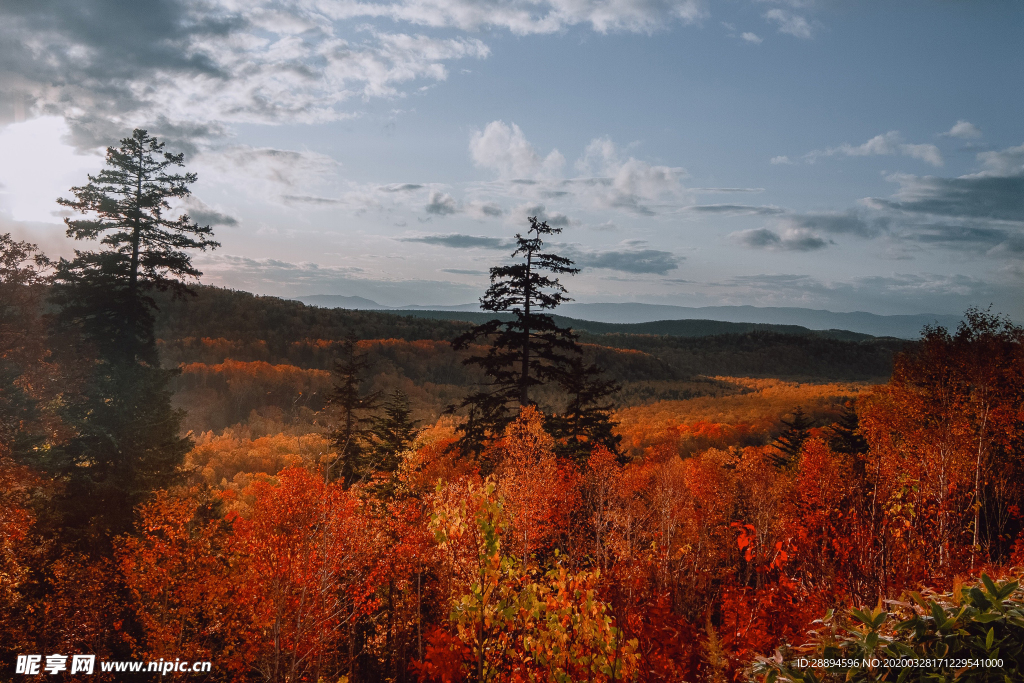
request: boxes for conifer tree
[54,128,219,362]
[827,401,868,456]
[364,389,418,498]
[367,390,418,473]
[450,217,580,452]
[327,336,379,486]
[770,406,813,468]
[47,129,218,547]
[544,356,622,464]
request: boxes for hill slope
[295,295,962,338]
[156,287,902,381]
[149,287,904,431]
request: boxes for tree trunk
[520,248,533,406]
[972,405,989,565]
[131,143,143,296]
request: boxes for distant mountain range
[293,295,964,339]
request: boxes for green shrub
[750,574,1023,682]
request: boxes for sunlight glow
[0,116,102,223]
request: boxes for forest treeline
[154,285,900,381]
[377,308,879,341]
[2,129,1023,683]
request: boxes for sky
[0,0,1021,317]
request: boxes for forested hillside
[371,308,879,340]
[152,286,900,434]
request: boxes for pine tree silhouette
[364,390,419,498]
[327,336,379,487]
[544,355,622,464]
[450,217,580,454]
[47,129,218,548]
[770,406,812,468]
[54,128,219,363]
[827,401,868,456]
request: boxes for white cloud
[764,9,812,38]
[154,30,492,126]
[0,0,724,152]
[469,121,565,179]
[507,203,572,226]
[2,2,494,144]
[325,0,709,34]
[770,155,793,165]
[834,131,901,156]
[805,131,944,167]
[741,32,763,44]
[376,125,692,221]
[941,120,982,139]
[900,143,944,167]
[975,143,1024,176]
[573,137,688,214]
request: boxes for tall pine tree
[770,406,813,468]
[450,217,580,453]
[827,401,868,456]
[327,336,379,487]
[364,389,418,498]
[544,355,622,464]
[48,129,219,547]
[366,390,418,472]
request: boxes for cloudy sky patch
[0,0,1021,319]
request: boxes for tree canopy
[54,128,219,363]
[449,217,621,459]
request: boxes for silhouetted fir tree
[449,217,580,454]
[367,390,418,471]
[770,406,813,468]
[545,356,622,465]
[54,129,219,362]
[364,390,418,498]
[827,401,868,456]
[327,336,379,486]
[46,129,218,547]
[827,400,871,502]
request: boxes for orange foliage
[614,376,871,459]
[9,312,1023,681]
[119,489,239,663]
[230,467,377,681]
[0,455,37,652]
[492,407,580,561]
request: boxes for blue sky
[0,0,1021,316]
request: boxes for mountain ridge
[294,295,963,339]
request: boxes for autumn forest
[1,130,1023,683]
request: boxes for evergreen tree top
[481,217,580,314]
[56,128,219,293]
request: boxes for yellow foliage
[185,430,331,488]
